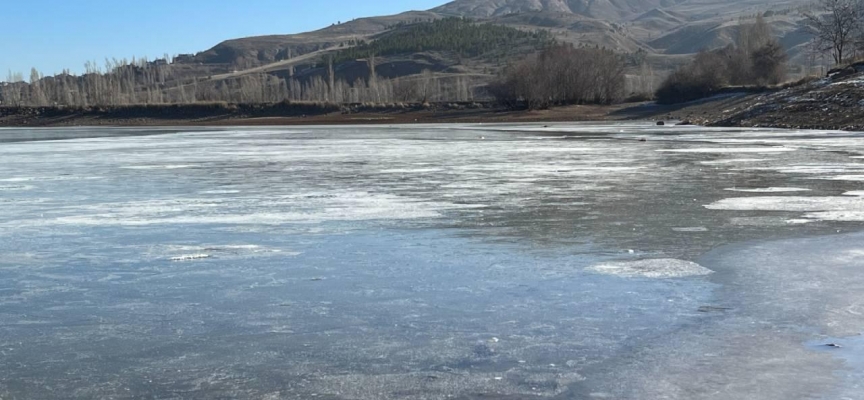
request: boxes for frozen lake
[2,123,864,399]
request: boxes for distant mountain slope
[193,11,443,66]
[432,0,686,20]
[491,12,643,52]
[191,0,815,72]
[52,0,812,107]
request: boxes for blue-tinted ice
[2,124,864,399]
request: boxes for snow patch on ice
[0,185,34,191]
[819,175,864,181]
[706,195,864,222]
[170,254,211,261]
[699,158,770,165]
[777,165,864,174]
[804,211,864,222]
[10,191,482,227]
[199,189,241,195]
[724,187,811,193]
[122,165,194,170]
[706,196,864,212]
[379,168,445,174]
[657,147,795,154]
[507,147,596,153]
[0,176,102,182]
[672,227,709,232]
[586,259,713,278]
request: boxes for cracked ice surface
[3,124,864,399]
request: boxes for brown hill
[432,0,686,20]
[192,11,444,67]
[191,0,814,74]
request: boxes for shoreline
[2,91,863,131]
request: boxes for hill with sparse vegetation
[0,0,834,110]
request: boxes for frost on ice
[586,259,713,278]
[724,187,811,193]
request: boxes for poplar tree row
[0,61,478,107]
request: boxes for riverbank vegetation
[489,44,626,109]
[655,16,788,104]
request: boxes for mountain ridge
[191,0,812,69]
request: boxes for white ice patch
[507,147,596,153]
[657,147,795,154]
[803,211,864,222]
[170,254,211,261]
[699,158,769,165]
[706,196,864,222]
[0,185,34,191]
[379,168,445,174]
[820,175,864,181]
[706,196,864,212]
[729,216,814,226]
[843,191,864,196]
[0,176,101,182]
[199,189,241,195]
[159,244,297,260]
[122,165,194,170]
[586,259,713,278]
[724,187,811,193]
[11,191,482,227]
[672,227,709,232]
[777,165,864,174]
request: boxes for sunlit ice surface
[2,123,864,399]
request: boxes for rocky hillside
[708,65,864,130]
[648,64,864,131]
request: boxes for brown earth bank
[3,70,864,130]
[0,101,642,127]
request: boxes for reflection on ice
[3,124,864,399]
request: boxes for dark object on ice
[473,342,495,357]
[677,120,693,126]
[698,306,732,313]
[823,343,842,348]
[656,121,665,126]
[638,138,647,142]
[543,125,549,128]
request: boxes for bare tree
[804,0,862,65]
[491,44,625,109]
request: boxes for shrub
[492,44,625,109]
[655,16,788,104]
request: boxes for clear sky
[2,0,446,78]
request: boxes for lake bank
[5,70,864,131]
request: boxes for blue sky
[2,0,446,78]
